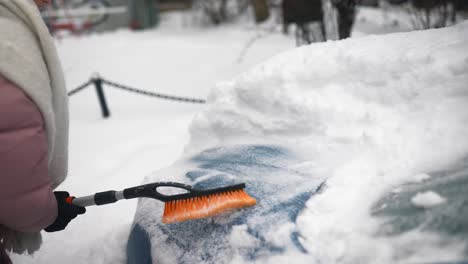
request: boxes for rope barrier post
[92,74,111,118]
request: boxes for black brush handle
[70,181,247,207]
[123,182,193,202]
[122,182,246,202]
[71,182,195,206]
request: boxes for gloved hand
[44,191,86,232]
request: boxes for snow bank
[184,22,468,262]
[411,191,447,208]
[408,173,431,183]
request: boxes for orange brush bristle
[162,189,256,224]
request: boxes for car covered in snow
[127,145,327,264]
[127,21,468,264]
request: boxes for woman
[0,0,85,263]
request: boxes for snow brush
[66,182,256,224]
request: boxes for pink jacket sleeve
[0,75,58,233]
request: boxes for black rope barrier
[67,74,206,118]
[92,77,111,118]
[67,80,93,96]
[100,78,206,104]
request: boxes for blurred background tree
[40,0,468,42]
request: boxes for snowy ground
[10,7,467,264]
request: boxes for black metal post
[93,77,110,118]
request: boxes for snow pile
[185,22,468,262]
[408,173,431,183]
[411,191,447,208]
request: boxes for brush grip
[71,191,119,207]
[94,190,118,205]
[71,195,96,207]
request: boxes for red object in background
[49,21,94,33]
[129,20,141,30]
